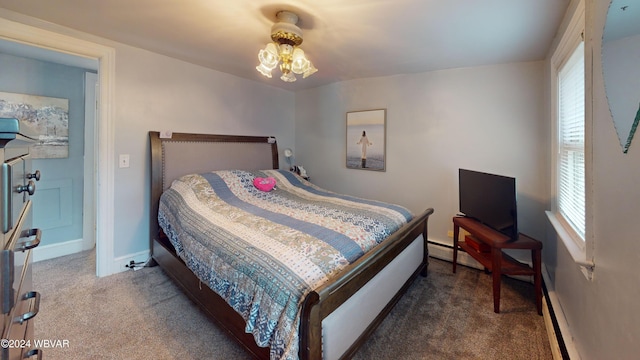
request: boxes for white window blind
[557,41,585,240]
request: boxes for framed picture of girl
[346,109,386,171]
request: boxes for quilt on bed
[158,169,413,360]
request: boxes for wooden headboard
[148,131,279,248]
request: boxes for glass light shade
[256,63,273,78]
[302,61,318,78]
[291,48,310,74]
[280,71,296,82]
[258,43,279,69]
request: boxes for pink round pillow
[253,177,276,192]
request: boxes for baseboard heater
[542,281,570,359]
[427,240,454,249]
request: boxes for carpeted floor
[33,250,552,359]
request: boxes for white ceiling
[0,0,570,91]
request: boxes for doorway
[0,16,116,276]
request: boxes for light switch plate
[119,154,130,168]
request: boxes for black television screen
[459,169,518,240]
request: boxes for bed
[148,131,434,359]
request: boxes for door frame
[0,16,116,277]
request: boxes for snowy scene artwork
[0,91,69,158]
[346,109,386,171]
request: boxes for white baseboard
[32,238,93,262]
[33,238,149,277]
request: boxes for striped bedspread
[158,169,413,359]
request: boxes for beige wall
[294,62,548,252]
[113,43,296,257]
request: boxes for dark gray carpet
[33,250,551,359]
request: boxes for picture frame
[346,109,386,171]
[0,91,69,158]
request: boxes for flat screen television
[459,169,518,240]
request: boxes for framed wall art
[0,91,69,158]
[346,109,386,171]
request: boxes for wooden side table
[452,216,542,315]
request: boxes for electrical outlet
[447,230,454,238]
[119,154,130,168]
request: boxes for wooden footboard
[300,207,434,359]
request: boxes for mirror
[602,0,640,153]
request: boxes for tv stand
[452,216,542,315]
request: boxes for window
[547,0,593,277]
[557,42,585,241]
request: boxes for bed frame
[148,131,434,359]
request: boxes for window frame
[557,41,586,241]
[547,0,594,278]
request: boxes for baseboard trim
[33,239,149,277]
[32,238,92,262]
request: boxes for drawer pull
[23,348,43,359]
[27,170,41,181]
[16,229,42,252]
[16,180,36,195]
[14,291,40,324]
[16,180,36,196]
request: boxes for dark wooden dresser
[0,118,42,359]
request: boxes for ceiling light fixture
[256,11,318,82]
